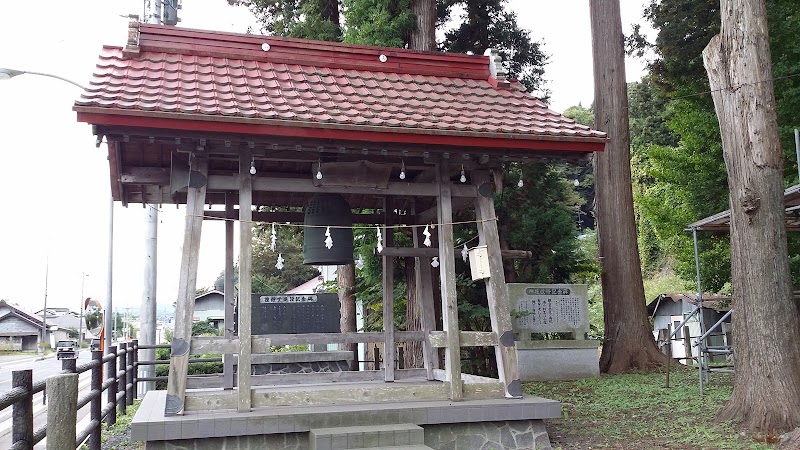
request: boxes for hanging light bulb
[517,177,524,188]
[573,179,580,187]
[250,157,257,175]
[431,256,440,268]
[399,160,406,180]
[316,160,323,180]
[460,164,466,183]
[355,254,365,270]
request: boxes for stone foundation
[516,339,600,381]
[424,420,552,450]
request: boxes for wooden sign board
[250,293,341,335]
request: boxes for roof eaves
[75,106,608,152]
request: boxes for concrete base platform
[132,390,560,449]
[516,340,600,381]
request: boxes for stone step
[310,423,424,450]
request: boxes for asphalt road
[0,352,93,449]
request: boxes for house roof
[646,293,732,316]
[686,184,800,231]
[74,23,606,153]
[0,299,44,325]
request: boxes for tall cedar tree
[590,0,668,373]
[703,0,800,433]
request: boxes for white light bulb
[460,165,466,183]
[250,158,256,175]
[574,179,580,187]
[518,178,524,188]
[400,160,406,180]
[316,170,323,180]
[400,170,406,180]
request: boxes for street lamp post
[0,67,116,354]
[78,273,89,349]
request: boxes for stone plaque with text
[251,293,341,335]
[507,283,589,337]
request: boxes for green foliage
[629,0,800,292]
[562,103,594,127]
[342,0,415,47]
[192,320,221,337]
[245,0,342,40]
[496,162,596,284]
[439,0,548,95]
[524,369,774,449]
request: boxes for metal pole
[105,196,114,353]
[692,227,705,395]
[41,259,49,353]
[78,273,86,351]
[139,205,158,396]
[795,128,800,182]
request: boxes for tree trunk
[337,264,358,370]
[703,0,800,433]
[404,257,423,368]
[321,0,341,31]
[410,0,436,51]
[590,0,668,374]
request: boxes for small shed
[647,293,731,363]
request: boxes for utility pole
[40,260,49,353]
[140,0,162,397]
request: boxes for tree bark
[590,0,668,374]
[703,0,800,433]
[410,0,436,51]
[337,264,358,370]
[404,257,423,368]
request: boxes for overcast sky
[0,0,651,313]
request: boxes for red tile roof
[75,23,606,152]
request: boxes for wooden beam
[165,156,208,416]
[428,331,498,348]
[203,210,384,225]
[252,368,427,386]
[436,162,463,401]
[473,170,522,399]
[258,331,423,346]
[412,200,439,380]
[206,174,478,198]
[237,148,253,412]
[416,197,474,224]
[431,369,505,399]
[383,196,396,382]
[251,383,448,408]
[380,247,531,259]
[120,167,170,184]
[189,336,272,354]
[223,192,235,390]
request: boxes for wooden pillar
[411,201,439,380]
[165,155,208,415]
[223,191,235,390]
[436,162,463,401]
[472,170,522,398]
[238,149,253,411]
[383,197,396,382]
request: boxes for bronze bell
[303,193,354,265]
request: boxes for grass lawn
[524,366,778,449]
